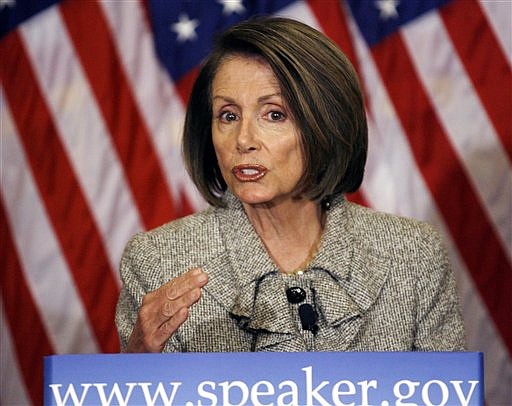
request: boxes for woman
[116,17,465,353]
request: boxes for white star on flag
[375,0,400,20]
[218,0,246,15]
[171,13,200,42]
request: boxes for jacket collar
[202,193,389,346]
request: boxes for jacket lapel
[307,196,390,350]
[204,249,308,351]
[306,253,389,351]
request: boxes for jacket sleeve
[115,232,164,352]
[413,225,466,351]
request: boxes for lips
[232,164,267,181]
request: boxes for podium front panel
[44,351,483,405]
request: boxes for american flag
[1,0,510,404]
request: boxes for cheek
[282,140,304,171]
[212,133,223,158]
[288,158,305,180]
[212,129,234,162]
[212,139,231,170]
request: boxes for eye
[219,111,238,122]
[268,111,285,121]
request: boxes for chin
[233,190,275,206]
[238,196,273,206]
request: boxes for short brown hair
[182,16,367,207]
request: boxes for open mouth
[232,164,267,181]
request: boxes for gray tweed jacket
[116,193,465,352]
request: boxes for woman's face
[211,55,304,207]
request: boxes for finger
[139,269,206,330]
[142,307,190,352]
[161,286,202,319]
[133,298,192,352]
[155,307,190,346]
[165,268,208,301]
[157,275,205,339]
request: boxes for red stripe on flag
[0,31,120,353]
[307,0,358,68]
[0,201,54,406]
[59,0,177,230]
[371,33,512,352]
[440,0,512,159]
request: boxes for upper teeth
[242,168,259,175]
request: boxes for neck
[244,198,321,237]
[243,198,325,274]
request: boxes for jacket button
[286,287,306,304]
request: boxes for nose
[236,119,259,153]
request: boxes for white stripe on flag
[20,7,143,273]
[402,11,512,261]
[1,89,99,354]
[278,0,321,29]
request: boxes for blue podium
[44,352,483,405]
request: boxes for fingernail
[167,287,177,300]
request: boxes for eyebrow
[212,93,282,104]
[258,93,282,103]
